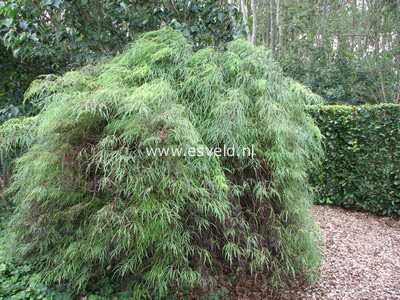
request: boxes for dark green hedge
[310,104,400,216]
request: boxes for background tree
[1,0,399,116]
[0,0,243,121]
[235,0,399,104]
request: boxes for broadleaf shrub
[3,28,322,298]
[310,104,400,216]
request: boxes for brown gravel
[284,205,400,300]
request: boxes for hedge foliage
[310,104,400,216]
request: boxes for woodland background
[0,0,399,123]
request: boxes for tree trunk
[269,0,275,51]
[276,0,282,48]
[251,0,258,44]
[378,68,388,103]
[241,0,252,42]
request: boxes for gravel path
[285,205,400,300]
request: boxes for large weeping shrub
[3,28,323,298]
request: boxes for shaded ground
[283,205,400,300]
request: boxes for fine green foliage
[0,116,37,157]
[0,116,38,183]
[310,104,400,216]
[4,28,322,298]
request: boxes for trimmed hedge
[310,104,400,216]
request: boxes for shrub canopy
[2,28,322,298]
